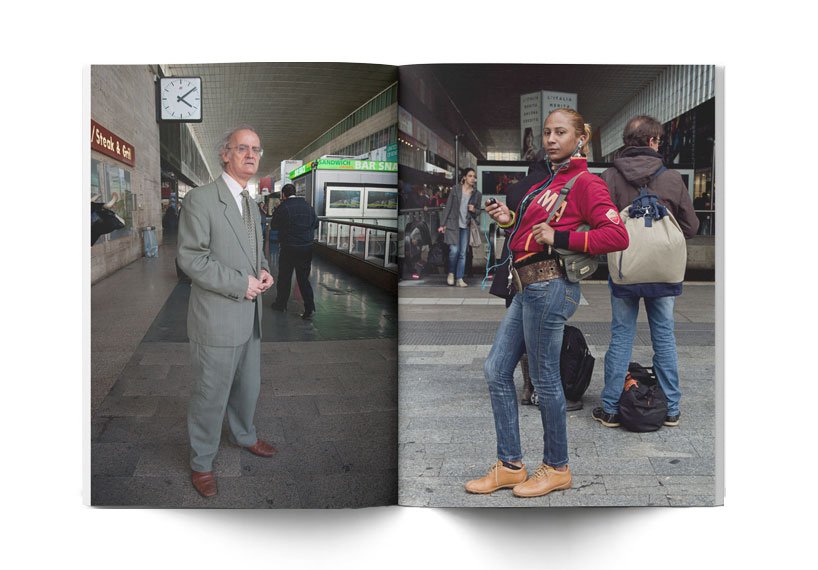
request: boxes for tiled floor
[91,236,398,508]
[397,275,719,507]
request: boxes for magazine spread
[89,62,719,508]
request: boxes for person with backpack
[465,109,628,498]
[592,115,699,430]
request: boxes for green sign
[290,158,398,179]
[386,142,398,162]
[288,162,314,179]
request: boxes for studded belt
[511,258,564,291]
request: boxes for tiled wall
[90,65,162,284]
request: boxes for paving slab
[91,249,398,508]
[398,282,718,507]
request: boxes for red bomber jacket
[508,157,629,261]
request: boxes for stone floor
[398,273,719,507]
[91,235,398,508]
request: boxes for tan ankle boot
[512,463,572,497]
[465,460,527,494]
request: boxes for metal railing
[316,218,398,273]
[398,207,493,265]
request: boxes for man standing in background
[593,116,699,430]
[269,183,320,320]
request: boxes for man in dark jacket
[269,183,320,319]
[592,115,699,429]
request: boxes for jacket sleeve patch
[606,208,621,225]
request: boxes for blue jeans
[602,293,681,415]
[483,277,581,467]
[448,227,470,279]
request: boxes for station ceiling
[404,64,669,151]
[161,63,667,182]
[161,62,398,180]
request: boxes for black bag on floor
[427,235,448,268]
[618,362,667,432]
[560,325,595,401]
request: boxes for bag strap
[633,165,667,196]
[544,172,584,225]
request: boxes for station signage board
[91,120,135,167]
[289,159,398,179]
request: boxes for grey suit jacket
[177,176,270,347]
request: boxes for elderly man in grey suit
[177,125,277,498]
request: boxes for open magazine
[89,63,720,508]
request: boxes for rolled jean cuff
[498,453,523,464]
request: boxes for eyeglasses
[651,137,663,145]
[228,144,264,157]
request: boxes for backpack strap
[634,165,667,196]
[545,172,584,225]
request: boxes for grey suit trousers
[188,318,261,472]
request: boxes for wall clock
[157,76,202,122]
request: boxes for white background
[4,1,816,567]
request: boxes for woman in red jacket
[465,108,629,498]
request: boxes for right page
[397,63,720,507]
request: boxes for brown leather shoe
[191,471,217,498]
[512,463,572,497]
[465,460,527,494]
[244,439,277,457]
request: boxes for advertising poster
[366,190,398,210]
[520,91,542,160]
[480,168,528,196]
[520,90,577,161]
[328,189,361,208]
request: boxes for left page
[88,62,399,508]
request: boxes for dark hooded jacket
[602,147,699,239]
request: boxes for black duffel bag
[618,362,667,432]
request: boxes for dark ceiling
[163,62,398,179]
[403,64,669,151]
[158,63,668,182]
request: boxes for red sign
[259,177,273,194]
[91,120,135,167]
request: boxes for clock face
[158,77,202,122]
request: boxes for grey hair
[217,124,260,167]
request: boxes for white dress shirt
[221,171,247,216]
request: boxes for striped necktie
[240,190,257,271]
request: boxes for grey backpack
[606,167,686,298]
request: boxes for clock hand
[179,98,193,108]
[178,87,197,101]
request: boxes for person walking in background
[467,109,628,498]
[257,199,269,247]
[438,168,482,287]
[269,183,319,320]
[177,125,277,498]
[593,115,699,429]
